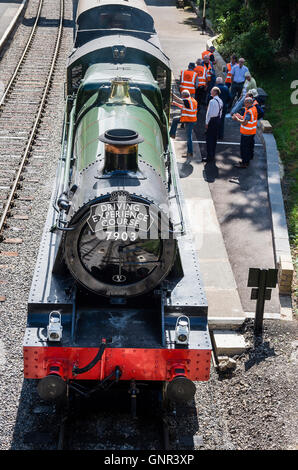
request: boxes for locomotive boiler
[23,0,212,409]
[57,70,176,298]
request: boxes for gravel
[175,318,298,450]
[0,0,73,450]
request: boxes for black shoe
[201,157,207,162]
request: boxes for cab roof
[76,0,150,21]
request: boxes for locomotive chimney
[99,129,144,173]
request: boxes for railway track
[56,384,174,450]
[54,384,206,450]
[0,0,64,302]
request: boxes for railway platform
[0,1,26,52]
[146,0,288,326]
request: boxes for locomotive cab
[75,0,157,47]
[74,64,166,127]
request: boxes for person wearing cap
[215,77,230,140]
[203,55,213,84]
[194,58,207,107]
[202,87,223,163]
[229,58,249,108]
[179,63,199,97]
[202,46,216,64]
[170,89,197,157]
[203,55,216,104]
[232,97,258,168]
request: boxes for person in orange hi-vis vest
[202,46,215,63]
[232,97,258,168]
[203,56,213,82]
[194,58,207,107]
[225,54,238,89]
[170,89,197,158]
[179,63,199,97]
[203,55,215,105]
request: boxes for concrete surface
[259,120,273,133]
[261,132,294,294]
[0,1,25,48]
[146,0,209,78]
[213,330,249,356]
[172,138,244,320]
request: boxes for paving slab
[213,330,249,356]
[0,2,25,47]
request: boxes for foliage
[200,0,297,69]
[217,22,277,73]
[256,63,298,249]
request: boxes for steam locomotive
[23,0,211,409]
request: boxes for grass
[255,62,298,306]
[255,64,297,244]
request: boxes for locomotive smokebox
[99,128,144,173]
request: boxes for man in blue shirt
[229,58,249,110]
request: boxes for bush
[217,22,277,73]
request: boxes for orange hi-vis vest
[240,106,258,135]
[204,62,212,82]
[180,69,198,95]
[194,65,207,87]
[225,62,233,84]
[180,97,198,122]
[202,50,211,60]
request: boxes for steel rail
[0,0,43,108]
[0,0,65,239]
[55,381,172,450]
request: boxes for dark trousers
[218,109,227,140]
[195,86,206,108]
[206,81,213,104]
[206,117,220,161]
[240,134,255,164]
[230,82,244,107]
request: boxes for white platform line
[176,140,263,147]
